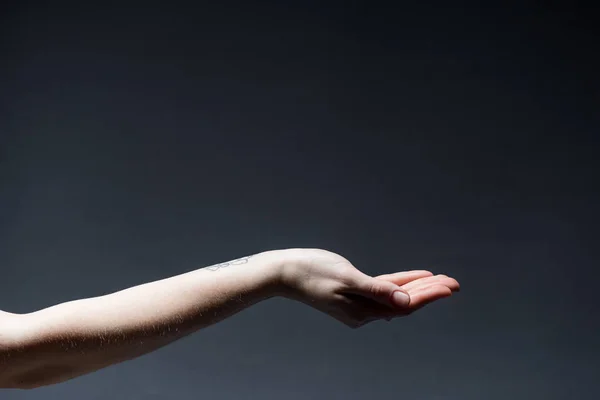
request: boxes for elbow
[0,312,46,390]
[1,367,57,390]
[0,339,58,390]
[1,311,84,390]
[1,373,48,391]
[0,314,20,389]
[0,340,27,389]
[0,374,34,391]
[0,339,26,390]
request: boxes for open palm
[374,270,460,318]
[280,248,460,328]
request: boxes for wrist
[256,248,304,298]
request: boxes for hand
[278,248,460,329]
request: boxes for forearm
[4,250,287,389]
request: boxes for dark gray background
[1,1,598,399]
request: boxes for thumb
[347,275,411,309]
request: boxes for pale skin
[0,248,460,390]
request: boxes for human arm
[0,248,459,390]
[0,250,282,389]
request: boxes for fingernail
[392,290,410,307]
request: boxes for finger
[405,284,452,311]
[344,276,410,309]
[376,281,456,321]
[408,276,460,294]
[401,274,460,292]
[384,281,457,319]
[400,274,455,291]
[374,270,433,286]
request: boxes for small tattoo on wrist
[203,255,254,271]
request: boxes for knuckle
[369,282,386,297]
[339,271,360,288]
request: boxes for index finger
[374,270,433,286]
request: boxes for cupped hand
[279,248,460,328]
